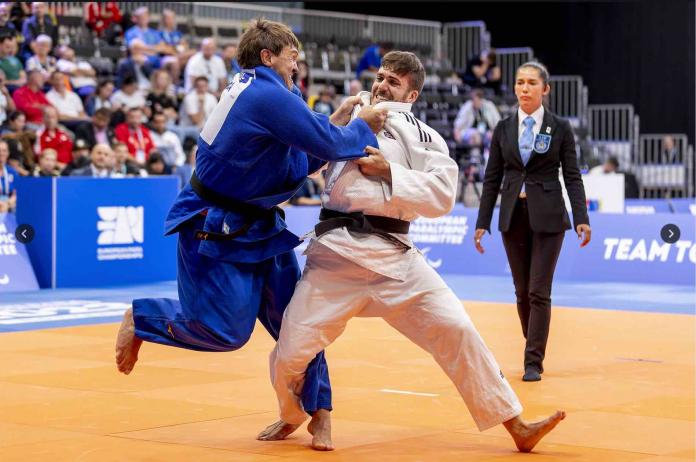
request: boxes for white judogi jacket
[310,91,459,281]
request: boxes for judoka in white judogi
[270,90,523,432]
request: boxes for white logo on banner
[0,222,18,256]
[96,206,144,261]
[0,274,8,284]
[421,247,443,269]
[603,238,696,264]
[410,215,469,245]
[0,300,129,325]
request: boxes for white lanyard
[0,164,9,197]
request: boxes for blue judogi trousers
[133,215,332,413]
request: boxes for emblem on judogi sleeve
[534,134,552,153]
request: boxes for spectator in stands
[145,150,172,176]
[24,33,55,81]
[355,41,393,79]
[56,45,97,99]
[3,110,34,175]
[0,34,25,92]
[35,105,72,167]
[347,79,362,97]
[85,79,114,116]
[46,71,91,130]
[61,138,90,176]
[9,2,30,35]
[461,49,502,94]
[595,156,640,199]
[312,86,335,116]
[111,76,146,112]
[145,69,177,121]
[85,2,122,42]
[179,75,216,130]
[12,69,51,129]
[0,137,16,212]
[149,111,184,167]
[74,107,113,149]
[116,38,155,91]
[293,60,309,101]
[114,106,155,166]
[32,146,56,176]
[662,135,680,163]
[222,41,241,82]
[111,141,141,177]
[0,69,15,126]
[70,142,114,177]
[183,38,227,97]
[453,88,501,165]
[21,2,57,59]
[124,7,174,60]
[173,142,195,188]
[0,3,17,39]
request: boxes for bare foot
[307,409,333,451]
[503,410,566,453]
[115,308,143,375]
[256,420,301,441]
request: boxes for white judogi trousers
[271,241,523,431]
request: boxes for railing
[587,104,638,169]
[635,134,692,198]
[548,75,586,127]
[442,21,489,70]
[496,47,534,93]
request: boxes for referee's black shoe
[523,368,542,382]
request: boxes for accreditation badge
[534,134,552,153]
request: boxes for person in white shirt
[55,45,97,98]
[111,76,146,112]
[149,111,185,166]
[25,34,57,81]
[261,51,566,453]
[179,76,217,130]
[45,70,89,122]
[183,37,227,97]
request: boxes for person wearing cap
[60,138,90,176]
[474,61,591,382]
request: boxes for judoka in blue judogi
[116,63,380,418]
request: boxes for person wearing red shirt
[114,106,155,166]
[34,105,73,167]
[13,69,52,128]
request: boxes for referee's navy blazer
[476,109,590,234]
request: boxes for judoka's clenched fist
[354,146,392,181]
[357,106,388,133]
[329,96,363,126]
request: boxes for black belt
[315,208,411,250]
[189,171,282,241]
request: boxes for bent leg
[271,243,369,425]
[133,217,262,352]
[257,250,333,413]
[380,257,522,431]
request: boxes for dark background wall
[308,0,695,144]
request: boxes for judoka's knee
[274,345,314,379]
[215,328,254,351]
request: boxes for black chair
[193,26,214,38]
[218,27,238,39]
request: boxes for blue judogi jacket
[164,66,378,263]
